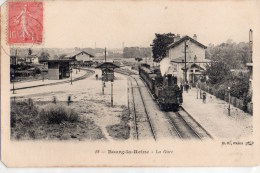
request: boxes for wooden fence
[198,83,252,115]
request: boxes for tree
[207,40,249,69]
[59,54,67,59]
[206,60,230,85]
[151,33,175,62]
[205,40,251,106]
[39,52,50,61]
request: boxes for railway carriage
[139,64,183,111]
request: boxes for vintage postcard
[1,0,260,167]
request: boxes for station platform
[10,69,84,91]
[182,88,252,139]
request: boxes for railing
[197,83,252,115]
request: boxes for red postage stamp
[8,1,43,44]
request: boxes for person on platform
[180,83,183,93]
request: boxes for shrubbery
[11,100,79,128]
[202,73,250,102]
[229,73,249,99]
[34,67,41,74]
[214,84,226,100]
[39,104,79,124]
[11,99,38,128]
[205,40,251,106]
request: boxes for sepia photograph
[1,0,259,167]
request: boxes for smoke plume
[160,58,171,76]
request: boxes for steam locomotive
[139,64,183,111]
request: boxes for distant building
[45,59,74,80]
[25,55,39,64]
[10,56,18,65]
[65,51,94,65]
[10,56,26,65]
[166,34,210,84]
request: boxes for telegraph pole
[42,71,45,82]
[12,49,17,94]
[246,29,253,113]
[70,68,73,85]
[228,87,231,116]
[184,41,187,86]
[248,29,253,79]
[105,47,106,62]
[102,48,107,95]
[249,29,253,63]
[111,80,113,106]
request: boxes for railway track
[116,67,212,141]
[114,68,137,76]
[129,76,156,141]
[165,107,213,140]
[165,111,201,140]
[177,107,213,140]
[11,69,94,91]
[117,68,156,140]
[129,78,138,140]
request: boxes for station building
[46,59,74,80]
[44,50,94,80]
[65,51,94,66]
[166,34,210,85]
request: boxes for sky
[12,0,260,49]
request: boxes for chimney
[193,34,197,41]
[175,34,181,42]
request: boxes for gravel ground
[182,88,252,139]
[11,68,130,141]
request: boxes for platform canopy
[96,62,120,82]
[181,63,205,71]
[95,62,120,69]
[43,59,75,63]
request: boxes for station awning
[96,62,120,69]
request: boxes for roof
[167,35,207,49]
[181,63,205,70]
[65,50,94,58]
[17,58,25,61]
[171,56,211,63]
[26,55,39,59]
[44,59,74,63]
[96,62,120,69]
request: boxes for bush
[214,84,226,100]
[229,73,249,100]
[33,67,41,74]
[11,100,38,128]
[40,104,79,124]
